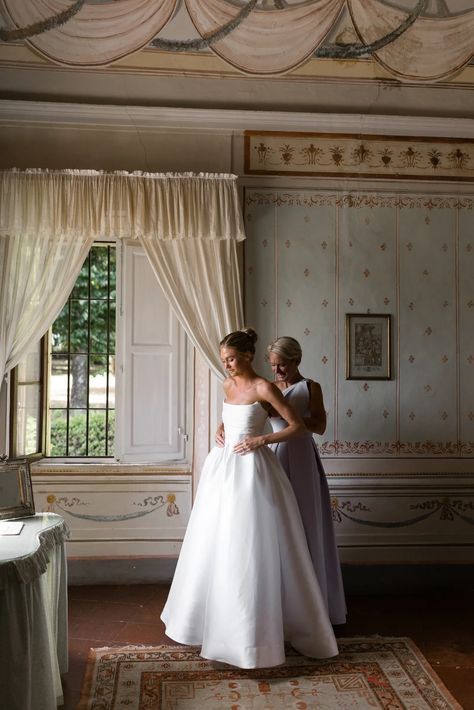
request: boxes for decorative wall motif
[244,188,474,458]
[44,493,179,521]
[326,479,474,561]
[331,496,474,527]
[245,132,474,181]
[32,474,192,557]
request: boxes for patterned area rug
[78,637,461,709]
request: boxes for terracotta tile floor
[63,586,474,709]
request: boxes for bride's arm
[215,422,225,446]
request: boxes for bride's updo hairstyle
[220,328,258,355]
[267,336,302,364]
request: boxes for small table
[0,513,69,710]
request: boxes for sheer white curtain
[140,237,243,378]
[134,172,245,378]
[0,171,98,381]
[0,169,245,383]
[0,231,93,381]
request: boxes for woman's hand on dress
[234,436,264,455]
[215,422,225,447]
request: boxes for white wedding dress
[161,401,338,668]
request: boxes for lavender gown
[270,379,347,625]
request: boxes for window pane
[89,410,107,456]
[90,246,109,299]
[89,355,107,408]
[108,410,115,456]
[15,384,40,455]
[50,354,68,408]
[90,300,108,354]
[48,244,116,458]
[17,341,41,382]
[70,300,89,353]
[72,258,89,299]
[109,248,116,300]
[69,354,88,409]
[52,302,70,353]
[68,409,88,456]
[108,356,116,408]
[49,409,67,457]
[108,303,116,355]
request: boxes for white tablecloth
[0,513,68,710]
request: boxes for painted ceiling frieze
[184,0,344,74]
[348,0,474,81]
[0,0,178,66]
[0,0,473,81]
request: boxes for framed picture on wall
[345,314,391,380]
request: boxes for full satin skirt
[161,441,338,668]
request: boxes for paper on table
[0,521,24,535]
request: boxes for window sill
[30,459,192,476]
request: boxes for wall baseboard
[67,558,474,593]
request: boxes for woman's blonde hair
[267,336,302,364]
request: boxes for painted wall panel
[245,188,473,460]
[338,202,397,453]
[274,199,337,443]
[244,199,276,376]
[459,209,474,455]
[399,207,457,453]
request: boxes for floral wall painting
[245,132,474,181]
[346,314,391,380]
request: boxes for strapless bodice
[222,401,268,445]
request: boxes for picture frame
[0,458,35,521]
[345,314,392,380]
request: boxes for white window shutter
[116,243,187,462]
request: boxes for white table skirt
[0,514,68,710]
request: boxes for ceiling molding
[1,99,474,138]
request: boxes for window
[9,242,189,463]
[49,243,116,457]
[9,338,46,458]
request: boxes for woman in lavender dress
[267,336,347,625]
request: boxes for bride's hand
[234,436,264,455]
[215,423,225,447]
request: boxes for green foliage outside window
[50,410,115,457]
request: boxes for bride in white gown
[161,329,338,669]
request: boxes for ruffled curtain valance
[0,169,246,242]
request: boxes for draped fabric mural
[0,0,473,81]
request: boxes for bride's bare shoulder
[255,377,279,398]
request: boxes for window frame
[47,241,117,459]
[8,239,193,467]
[9,335,48,461]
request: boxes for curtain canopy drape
[0,169,245,382]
